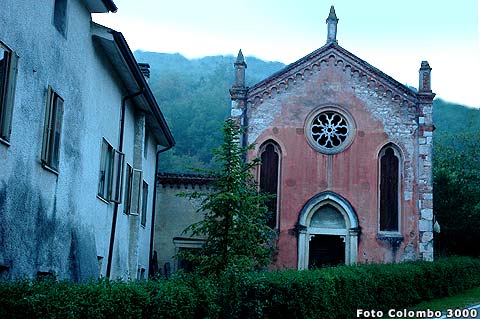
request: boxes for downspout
[148,143,174,278]
[105,89,144,279]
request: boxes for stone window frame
[258,139,282,229]
[0,40,18,145]
[377,143,403,235]
[304,105,356,155]
[97,137,125,203]
[41,86,64,173]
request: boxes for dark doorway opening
[308,234,345,268]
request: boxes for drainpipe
[148,144,174,278]
[105,89,144,279]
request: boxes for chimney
[138,63,150,79]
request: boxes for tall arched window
[379,145,401,232]
[259,141,281,229]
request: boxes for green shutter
[41,87,54,163]
[0,50,18,140]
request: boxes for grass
[409,285,480,311]
[380,286,480,318]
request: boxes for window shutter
[131,169,143,215]
[123,164,133,214]
[141,181,148,226]
[50,95,63,170]
[41,87,54,163]
[0,51,18,139]
[110,149,125,203]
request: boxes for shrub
[1,256,480,319]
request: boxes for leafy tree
[177,120,276,276]
[433,130,480,257]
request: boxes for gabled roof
[91,23,174,148]
[247,42,419,108]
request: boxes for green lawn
[380,286,480,318]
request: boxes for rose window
[311,112,348,149]
[305,107,355,154]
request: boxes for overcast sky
[93,0,479,108]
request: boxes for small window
[137,267,146,280]
[0,42,19,143]
[41,86,64,172]
[143,129,149,159]
[141,180,148,227]
[379,145,401,232]
[0,265,10,281]
[53,0,68,36]
[98,138,124,203]
[177,247,200,272]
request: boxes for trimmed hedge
[1,257,480,319]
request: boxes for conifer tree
[178,119,276,275]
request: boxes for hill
[134,51,285,172]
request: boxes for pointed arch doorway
[297,192,359,269]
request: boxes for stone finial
[419,61,432,93]
[236,49,245,64]
[326,5,339,44]
[233,49,247,88]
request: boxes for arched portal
[297,192,359,269]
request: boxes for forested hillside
[134,51,284,172]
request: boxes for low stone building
[0,0,174,281]
[153,173,213,275]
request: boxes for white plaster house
[0,0,174,281]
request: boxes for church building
[229,6,435,269]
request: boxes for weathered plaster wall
[154,184,206,273]
[0,0,160,281]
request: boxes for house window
[305,106,356,154]
[141,180,148,227]
[143,129,149,159]
[379,145,401,232]
[98,138,124,203]
[173,238,204,272]
[0,42,18,143]
[53,0,68,36]
[259,141,281,229]
[41,86,64,172]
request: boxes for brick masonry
[230,41,435,267]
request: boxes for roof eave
[91,24,175,147]
[82,0,117,13]
[248,42,419,103]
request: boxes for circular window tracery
[311,112,349,149]
[305,106,356,154]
